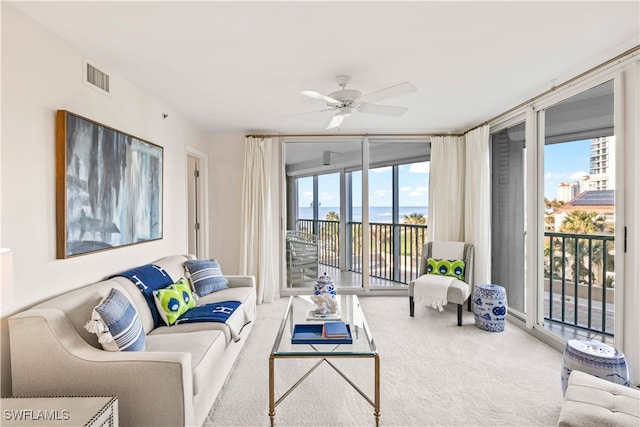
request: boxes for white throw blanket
[413,274,456,311]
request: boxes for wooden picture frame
[56,110,163,258]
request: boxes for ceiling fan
[301,75,417,129]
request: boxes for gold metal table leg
[374,354,380,427]
[269,355,275,426]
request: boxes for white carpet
[204,296,564,426]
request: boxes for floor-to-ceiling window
[283,137,428,291]
[538,79,618,343]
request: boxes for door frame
[186,146,210,259]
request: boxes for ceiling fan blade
[359,82,417,104]
[358,103,409,116]
[274,108,333,120]
[326,113,346,129]
[302,90,341,104]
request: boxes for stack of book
[322,321,349,338]
[291,321,353,344]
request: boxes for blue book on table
[324,321,349,338]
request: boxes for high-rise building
[555,136,615,202]
[589,136,615,190]
[557,181,579,202]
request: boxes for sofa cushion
[558,370,640,427]
[153,278,197,325]
[145,330,226,395]
[85,287,145,351]
[183,259,229,297]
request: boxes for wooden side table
[1,396,118,426]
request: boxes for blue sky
[544,139,591,200]
[297,161,430,208]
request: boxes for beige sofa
[8,255,256,427]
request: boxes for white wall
[205,132,246,274]
[0,5,209,395]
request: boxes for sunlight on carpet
[204,296,563,427]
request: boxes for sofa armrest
[225,275,255,288]
[9,309,194,427]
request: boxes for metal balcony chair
[408,241,474,326]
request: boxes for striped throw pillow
[85,288,145,351]
[183,259,229,297]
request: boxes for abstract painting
[56,110,163,258]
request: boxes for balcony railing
[544,231,615,336]
[295,221,615,337]
[296,219,427,285]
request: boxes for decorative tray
[291,323,353,345]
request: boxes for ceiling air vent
[83,59,110,95]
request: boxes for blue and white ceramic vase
[473,284,507,332]
[313,272,337,314]
[561,339,630,395]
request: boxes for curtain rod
[464,44,640,134]
[245,132,463,138]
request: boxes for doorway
[186,147,209,259]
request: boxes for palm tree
[559,210,607,284]
[403,212,426,225]
[325,211,340,221]
[560,210,606,234]
[401,212,427,275]
[319,211,340,265]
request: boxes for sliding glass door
[283,137,428,291]
[538,79,619,343]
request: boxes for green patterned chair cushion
[426,258,466,281]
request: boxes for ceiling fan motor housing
[327,89,362,106]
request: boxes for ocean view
[298,206,428,223]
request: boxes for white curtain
[239,137,277,304]
[427,135,465,242]
[464,125,491,284]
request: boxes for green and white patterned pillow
[426,258,466,281]
[153,278,196,325]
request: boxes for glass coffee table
[269,295,379,426]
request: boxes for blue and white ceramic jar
[313,272,337,314]
[473,284,508,332]
[561,339,630,395]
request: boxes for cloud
[399,186,411,192]
[319,192,338,202]
[371,166,391,174]
[409,162,430,174]
[569,171,589,180]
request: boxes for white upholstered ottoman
[558,370,640,427]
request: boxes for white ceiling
[8,1,639,135]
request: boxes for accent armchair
[409,241,474,326]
